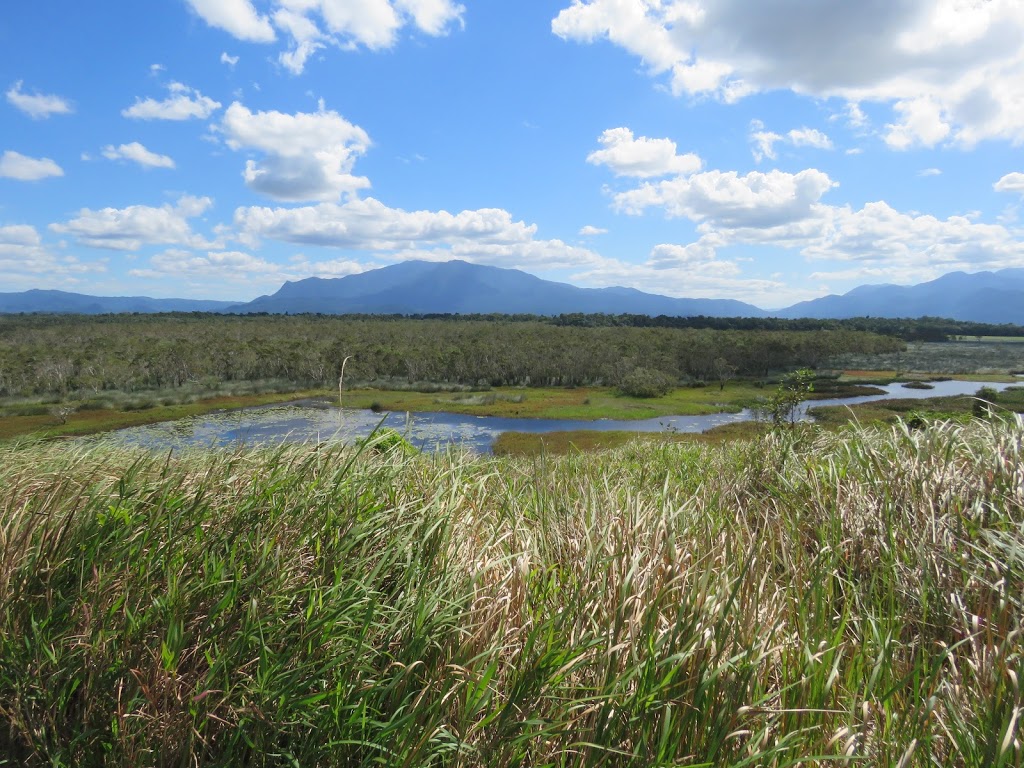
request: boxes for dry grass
[1,417,1022,766]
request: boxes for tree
[763,368,815,427]
[713,357,737,391]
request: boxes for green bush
[618,367,675,398]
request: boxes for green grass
[0,388,334,441]
[343,380,879,422]
[1,417,1022,766]
[811,385,1024,427]
[492,421,769,456]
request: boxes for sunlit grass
[1,416,1022,766]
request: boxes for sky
[3,0,1024,309]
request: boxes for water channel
[89,379,1012,454]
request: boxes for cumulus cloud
[995,172,1024,194]
[578,225,607,236]
[919,168,943,177]
[236,197,535,249]
[750,123,834,162]
[101,142,175,169]
[122,82,221,120]
[234,197,604,270]
[0,224,104,288]
[219,101,371,201]
[185,0,464,74]
[5,81,73,119]
[127,248,365,289]
[0,150,64,181]
[614,167,837,228]
[553,0,1024,147]
[220,52,240,67]
[647,239,740,276]
[50,195,218,251]
[587,127,701,178]
[183,0,276,42]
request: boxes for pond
[88,380,1011,454]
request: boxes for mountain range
[3,261,1024,324]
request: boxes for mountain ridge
[3,261,1024,323]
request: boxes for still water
[90,380,1009,454]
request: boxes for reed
[0,417,1021,766]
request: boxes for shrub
[618,367,675,398]
[974,386,999,417]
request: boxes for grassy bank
[341,379,878,421]
[0,388,333,441]
[1,418,1021,766]
[0,379,878,443]
[811,384,1024,427]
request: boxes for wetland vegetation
[2,313,1024,766]
[1,417,1022,766]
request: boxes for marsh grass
[1,418,1022,766]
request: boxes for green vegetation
[0,388,332,441]
[1,417,1022,766]
[616,366,675,397]
[492,421,767,456]
[810,385,1024,427]
[830,340,1024,378]
[0,314,900,401]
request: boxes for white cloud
[220,52,240,67]
[50,195,217,251]
[749,125,782,163]
[236,197,535,249]
[647,240,740,276]
[122,82,222,120]
[995,172,1024,194]
[234,197,605,270]
[219,101,371,201]
[587,127,701,178]
[101,142,175,169]
[185,0,464,74]
[5,81,73,119]
[613,167,837,228]
[802,202,1024,270]
[578,225,607,236]
[553,0,1024,147]
[787,128,832,150]
[0,224,41,248]
[918,168,942,177]
[128,249,362,287]
[272,8,328,74]
[0,224,105,287]
[0,150,64,181]
[750,121,832,162]
[183,0,276,42]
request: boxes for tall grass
[1,418,1021,766]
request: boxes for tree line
[0,313,904,398]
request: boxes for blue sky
[2,0,1024,308]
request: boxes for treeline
[4,310,1022,340]
[0,314,903,398]
[548,313,1024,340]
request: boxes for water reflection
[88,380,1011,454]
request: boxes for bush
[618,367,675,398]
[973,386,999,417]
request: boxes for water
[91,380,1012,454]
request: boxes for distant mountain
[227,259,767,317]
[0,289,234,314]
[6,263,1024,323]
[777,268,1024,324]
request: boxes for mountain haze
[4,263,1024,323]
[777,268,1024,324]
[0,290,234,315]
[228,260,766,317]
